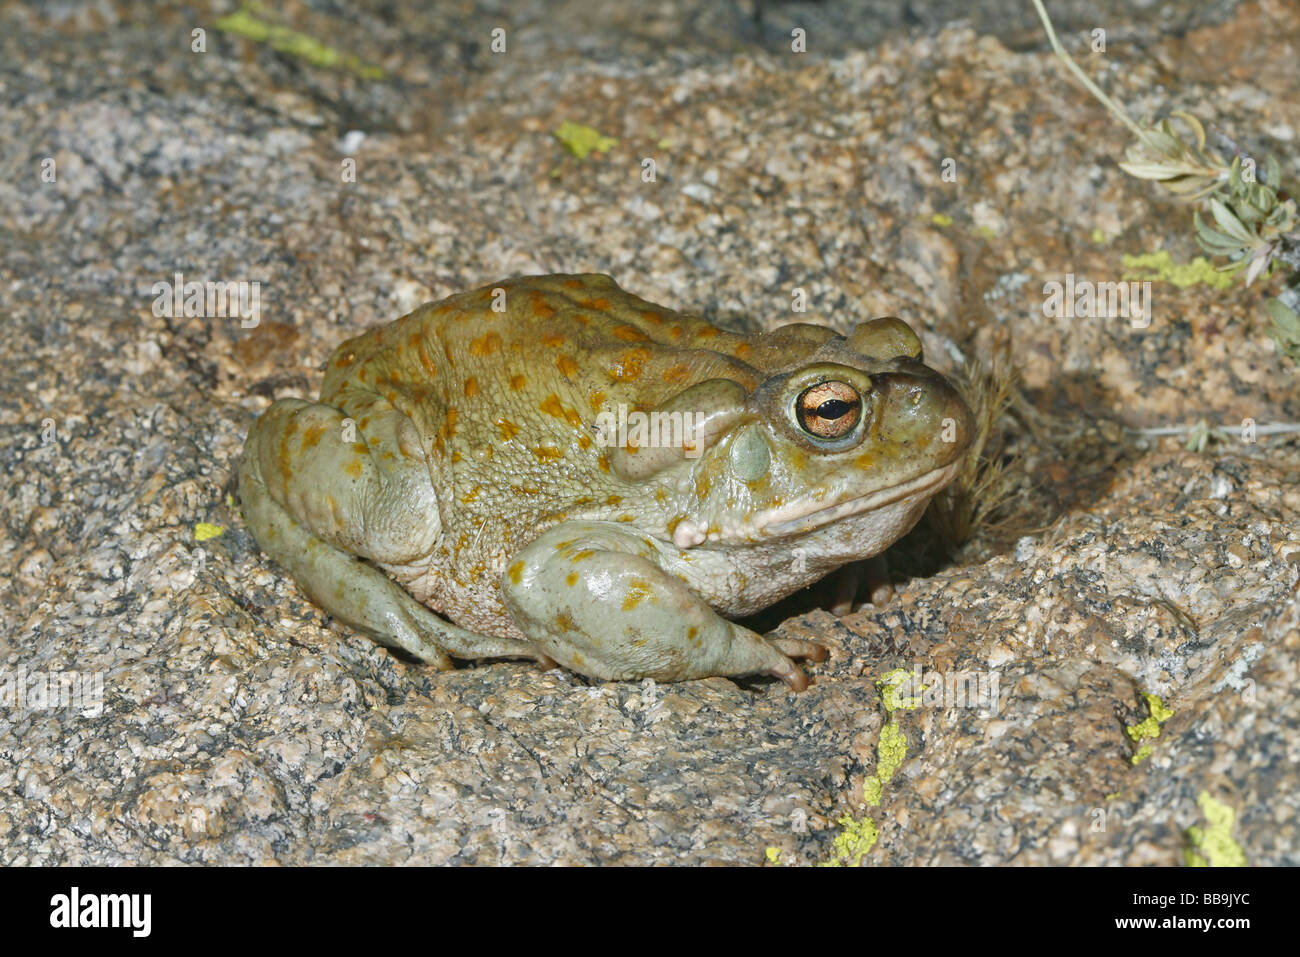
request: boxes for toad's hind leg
[239,397,548,668]
[503,522,825,689]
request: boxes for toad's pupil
[817,399,855,420]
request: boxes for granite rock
[1,0,1296,864]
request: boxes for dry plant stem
[1030,0,1149,143]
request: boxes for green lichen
[194,522,225,541]
[1126,692,1174,764]
[931,213,953,227]
[1121,250,1235,290]
[1184,792,1247,867]
[214,6,385,80]
[552,122,619,159]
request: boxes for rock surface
[2,0,1297,864]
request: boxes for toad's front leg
[502,522,825,690]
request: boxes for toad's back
[317,274,768,534]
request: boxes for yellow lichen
[1184,792,1247,867]
[194,522,225,541]
[821,813,878,867]
[1121,250,1235,290]
[553,122,619,159]
[821,668,926,863]
[215,5,385,79]
[1126,692,1175,764]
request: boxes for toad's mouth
[759,459,963,537]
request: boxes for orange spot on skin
[608,348,652,382]
[533,445,564,462]
[450,450,462,463]
[733,342,753,359]
[442,340,456,368]
[622,578,651,610]
[572,313,590,325]
[589,390,606,413]
[358,368,368,382]
[611,324,648,342]
[464,376,479,398]
[565,572,579,586]
[443,407,459,437]
[554,612,576,632]
[461,486,481,503]
[510,374,527,391]
[579,297,611,311]
[578,434,592,450]
[540,330,566,348]
[570,550,595,562]
[539,394,565,418]
[640,310,664,325]
[335,350,356,367]
[606,495,622,505]
[300,424,326,449]
[668,326,683,339]
[470,332,502,356]
[345,459,363,478]
[696,327,719,339]
[563,278,584,289]
[662,364,690,384]
[352,443,369,455]
[556,355,578,378]
[598,456,610,473]
[530,293,557,319]
[497,418,520,441]
[416,335,438,375]
[508,560,524,584]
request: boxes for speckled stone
[1,0,1296,864]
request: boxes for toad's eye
[796,381,862,440]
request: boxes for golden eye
[796,381,862,440]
